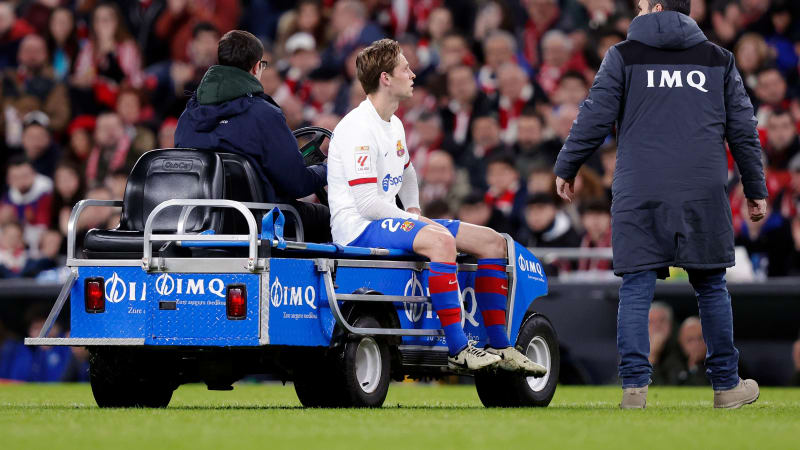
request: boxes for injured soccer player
[326,39,546,375]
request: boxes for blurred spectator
[19,113,61,178]
[595,145,614,200]
[516,192,580,258]
[477,30,517,95]
[539,103,581,169]
[457,190,511,234]
[708,0,742,48]
[526,165,557,197]
[473,0,514,47]
[496,62,549,144]
[1,33,71,138]
[49,161,84,237]
[521,0,569,68]
[104,168,127,201]
[0,304,74,381]
[756,1,799,76]
[407,111,443,174]
[64,114,95,165]
[115,87,156,158]
[304,66,348,120]
[72,2,144,110]
[753,67,789,122]
[45,6,79,80]
[158,117,178,149]
[75,185,115,239]
[659,316,710,386]
[537,30,582,96]
[115,0,167,67]
[458,111,509,190]
[86,112,131,187]
[514,110,552,174]
[735,195,794,277]
[1,155,52,237]
[279,32,320,97]
[648,301,681,385]
[439,65,492,157]
[0,221,56,278]
[320,0,383,71]
[763,109,799,170]
[484,152,525,227]
[418,150,470,210]
[0,1,35,69]
[423,198,455,220]
[577,197,612,271]
[734,33,771,92]
[551,70,589,107]
[274,0,325,62]
[420,7,454,67]
[147,21,219,119]
[154,0,240,63]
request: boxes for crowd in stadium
[0,0,798,384]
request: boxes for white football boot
[448,344,501,371]
[485,346,547,377]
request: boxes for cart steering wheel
[293,126,332,206]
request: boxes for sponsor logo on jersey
[400,220,415,232]
[382,173,403,191]
[396,140,405,157]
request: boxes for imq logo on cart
[269,277,316,310]
[154,273,226,298]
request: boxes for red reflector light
[85,278,105,313]
[226,285,246,320]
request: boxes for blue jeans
[617,268,740,390]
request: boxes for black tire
[294,315,391,408]
[89,348,176,408]
[475,313,559,407]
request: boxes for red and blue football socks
[428,262,469,356]
[475,258,511,349]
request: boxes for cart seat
[83,149,225,258]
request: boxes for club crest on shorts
[396,140,405,157]
[400,220,415,232]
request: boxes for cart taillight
[85,278,105,313]
[226,285,246,319]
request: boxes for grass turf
[1,383,799,449]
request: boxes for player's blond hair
[356,39,402,95]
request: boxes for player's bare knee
[476,230,507,259]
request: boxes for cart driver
[326,39,547,375]
[175,30,330,243]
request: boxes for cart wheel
[89,348,176,408]
[475,313,559,407]
[337,315,391,407]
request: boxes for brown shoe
[620,385,648,409]
[714,378,759,409]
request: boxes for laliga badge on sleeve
[354,146,371,174]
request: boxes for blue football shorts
[347,218,461,251]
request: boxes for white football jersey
[328,99,411,245]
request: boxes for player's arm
[397,160,420,213]
[340,131,417,221]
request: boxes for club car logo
[163,159,193,171]
[155,273,226,298]
[269,277,316,310]
[402,273,478,327]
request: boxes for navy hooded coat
[554,12,767,276]
[174,65,327,203]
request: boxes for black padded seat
[84,149,225,258]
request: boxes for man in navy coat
[554,0,767,408]
[175,30,330,242]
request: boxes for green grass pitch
[1,383,799,449]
